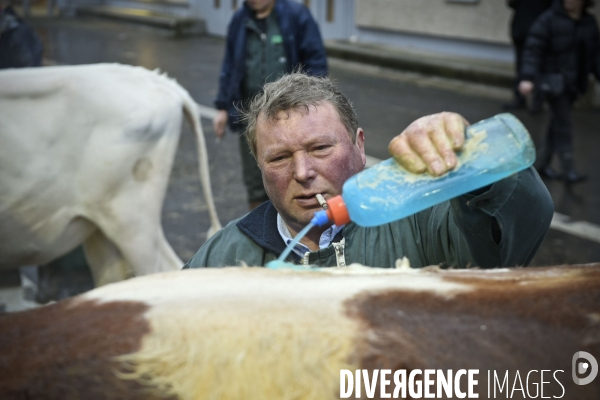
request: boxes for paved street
[22,17,600,266]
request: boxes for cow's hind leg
[83,230,132,286]
[88,210,183,281]
[106,224,182,276]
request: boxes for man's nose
[292,153,316,182]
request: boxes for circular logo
[572,351,598,385]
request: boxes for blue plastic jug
[312,113,536,228]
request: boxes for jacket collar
[236,200,351,264]
[236,201,302,263]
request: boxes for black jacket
[0,6,43,69]
[509,0,553,43]
[521,1,600,94]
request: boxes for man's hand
[388,112,469,177]
[213,110,228,139]
[519,80,534,97]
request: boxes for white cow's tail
[180,90,222,240]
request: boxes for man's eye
[313,145,330,152]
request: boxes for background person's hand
[388,112,469,176]
[213,110,228,139]
[519,80,534,97]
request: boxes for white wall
[355,0,512,45]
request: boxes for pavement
[326,39,598,107]
[19,4,517,88]
[21,3,600,106]
[2,15,600,312]
[325,40,515,88]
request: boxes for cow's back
[0,64,186,267]
[1,264,598,399]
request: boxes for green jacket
[184,167,553,269]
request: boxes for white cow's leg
[114,225,183,275]
[90,209,183,278]
[83,230,132,286]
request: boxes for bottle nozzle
[311,210,331,227]
[310,195,351,227]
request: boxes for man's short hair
[240,72,359,158]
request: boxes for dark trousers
[238,133,269,203]
[537,92,577,172]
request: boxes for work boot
[536,166,562,180]
[558,151,587,184]
[564,170,588,184]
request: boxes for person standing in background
[0,0,43,68]
[213,0,328,210]
[504,0,553,111]
[519,0,600,183]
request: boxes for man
[503,0,552,111]
[186,73,554,269]
[519,0,600,183]
[0,1,43,69]
[213,0,327,210]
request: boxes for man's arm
[447,167,553,267]
[295,7,328,77]
[519,12,551,96]
[213,16,240,137]
[390,112,553,267]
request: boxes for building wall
[355,0,600,46]
[355,0,513,45]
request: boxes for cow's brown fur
[0,299,177,400]
[2,266,599,399]
[345,265,600,399]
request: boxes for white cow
[0,63,221,285]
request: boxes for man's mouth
[294,193,324,207]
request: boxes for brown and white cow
[0,63,221,286]
[1,263,598,399]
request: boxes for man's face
[564,0,584,14]
[246,0,275,13]
[255,102,366,232]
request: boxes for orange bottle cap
[326,195,350,226]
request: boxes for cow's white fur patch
[82,267,467,399]
[76,265,600,399]
[0,63,221,285]
[83,267,471,306]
